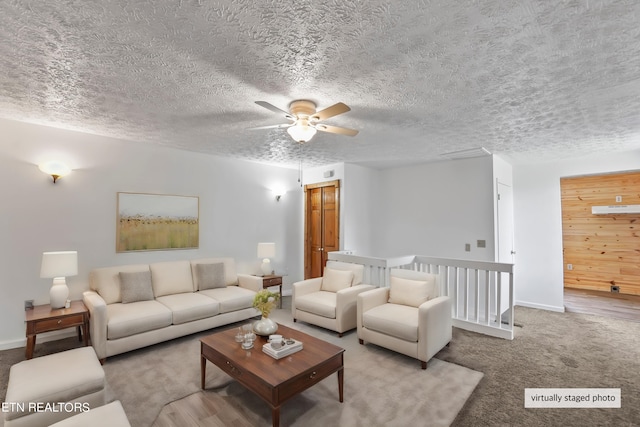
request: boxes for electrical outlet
[477,239,486,248]
[24,300,34,310]
[567,264,573,271]
[465,243,471,252]
[615,196,622,203]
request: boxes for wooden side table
[25,300,90,359]
[262,275,283,308]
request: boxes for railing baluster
[475,269,480,322]
[496,273,502,328]
[464,268,469,321]
[485,270,490,325]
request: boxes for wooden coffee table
[200,323,344,427]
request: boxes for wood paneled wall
[561,171,640,296]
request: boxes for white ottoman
[49,401,130,427]
[3,347,106,427]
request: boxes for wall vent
[440,147,491,160]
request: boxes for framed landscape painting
[116,192,199,252]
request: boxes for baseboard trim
[0,329,77,351]
[516,300,565,313]
[0,338,25,351]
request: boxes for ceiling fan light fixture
[287,121,317,143]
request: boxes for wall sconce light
[38,161,72,183]
[272,187,286,202]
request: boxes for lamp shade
[287,122,317,143]
[40,251,78,278]
[257,243,276,259]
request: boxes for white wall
[343,164,379,254]
[0,118,302,348]
[513,149,640,312]
[374,157,495,259]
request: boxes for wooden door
[305,180,340,279]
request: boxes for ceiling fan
[254,100,358,143]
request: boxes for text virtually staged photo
[1,1,640,426]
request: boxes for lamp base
[261,259,272,276]
[50,278,69,309]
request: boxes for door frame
[304,179,341,279]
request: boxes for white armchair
[357,268,452,369]
[292,261,374,336]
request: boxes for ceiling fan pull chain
[298,144,303,187]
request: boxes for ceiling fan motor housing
[288,100,317,118]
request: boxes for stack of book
[262,339,303,359]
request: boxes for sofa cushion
[195,262,226,290]
[363,303,419,342]
[90,264,150,304]
[4,347,105,421]
[120,271,154,303]
[199,286,255,314]
[326,260,365,285]
[191,257,238,287]
[107,301,172,340]
[320,268,354,293]
[388,275,437,308]
[150,260,194,297]
[156,292,220,324]
[295,291,336,319]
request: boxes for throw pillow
[320,268,354,292]
[196,262,226,290]
[120,270,154,304]
[388,275,437,307]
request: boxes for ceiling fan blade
[249,123,293,130]
[312,102,351,121]
[255,101,293,119]
[315,124,359,136]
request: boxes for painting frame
[116,192,199,252]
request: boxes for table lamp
[40,251,78,309]
[257,243,275,276]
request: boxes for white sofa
[83,258,261,362]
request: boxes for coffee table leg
[338,367,344,402]
[272,406,280,427]
[201,355,206,389]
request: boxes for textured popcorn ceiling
[1,1,640,168]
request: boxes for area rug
[100,309,483,427]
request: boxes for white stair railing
[328,251,515,340]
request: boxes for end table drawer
[263,277,282,287]
[33,314,85,333]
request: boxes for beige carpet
[99,309,482,427]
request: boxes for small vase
[253,316,278,336]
